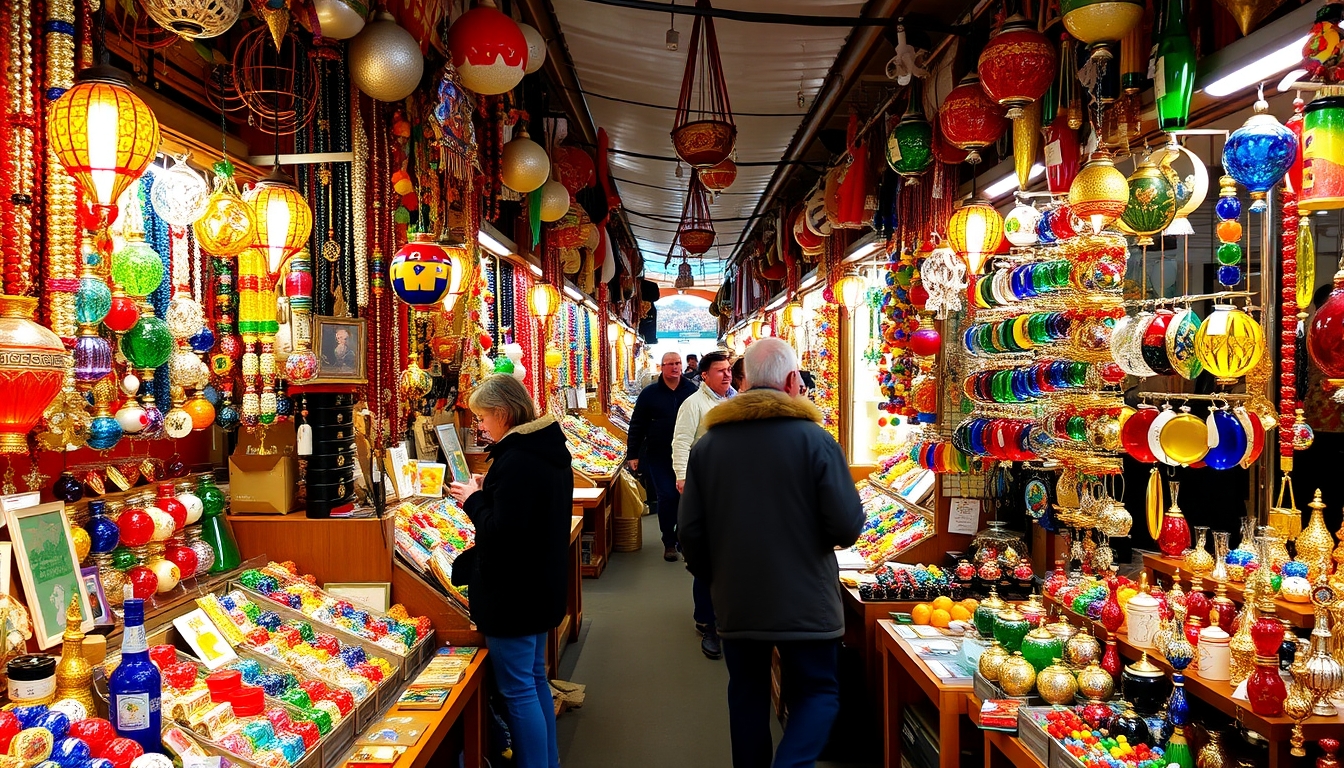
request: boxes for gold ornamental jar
[998,652,1037,697]
[1297,490,1335,580]
[1076,661,1114,700]
[978,640,1010,683]
[1036,659,1079,705]
[1065,631,1102,668]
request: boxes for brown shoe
[663,546,678,562]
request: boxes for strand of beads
[1280,187,1298,469]
[4,0,37,297]
[1215,175,1243,288]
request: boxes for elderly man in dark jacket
[678,337,864,768]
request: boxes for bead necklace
[3,0,38,297]
[351,84,369,309]
[1280,187,1298,468]
[511,267,537,399]
[498,260,514,346]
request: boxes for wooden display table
[573,485,611,578]
[342,649,488,768]
[841,587,916,702]
[879,620,974,768]
[1143,552,1316,629]
[966,694,1045,768]
[547,516,584,674]
[228,511,396,585]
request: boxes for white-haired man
[678,337,863,768]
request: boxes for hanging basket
[672,121,737,169]
[671,0,736,168]
[700,157,737,192]
[676,170,716,255]
[679,228,715,255]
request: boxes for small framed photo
[324,582,391,613]
[434,422,471,484]
[5,502,94,648]
[311,316,367,384]
[80,567,112,626]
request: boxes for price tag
[1044,140,1063,168]
[947,497,982,536]
[888,139,902,163]
[1154,59,1167,100]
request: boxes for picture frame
[80,566,112,626]
[324,582,392,613]
[5,502,94,648]
[311,316,368,384]
[434,422,471,484]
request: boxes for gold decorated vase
[998,652,1038,697]
[1076,661,1114,700]
[1037,660,1079,705]
[1297,490,1336,581]
[979,640,1010,683]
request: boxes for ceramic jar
[1065,631,1102,668]
[1198,622,1232,681]
[1076,662,1115,700]
[998,652,1037,697]
[974,588,1007,637]
[1111,705,1151,746]
[1037,660,1079,705]
[1126,580,1162,649]
[1122,653,1172,715]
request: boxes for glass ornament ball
[1222,100,1298,212]
[189,327,215,354]
[150,158,210,227]
[389,234,454,308]
[215,401,240,431]
[275,393,293,418]
[125,565,158,600]
[87,416,123,451]
[177,490,203,526]
[110,546,138,571]
[164,544,198,581]
[285,351,317,383]
[184,395,215,431]
[147,509,176,542]
[194,180,256,257]
[111,239,165,298]
[202,384,220,407]
[117,508,155,548]
[1216,195,1241,220]
[910,326,941,357]
[1216,242,1242,265]
[88,516,119,555]
[169,350,209,389]
[114,400,148,434]
[103,294,140,333]
[1218,265,1242,286]
[1159,408,1211,466]
[189,537,216,574]
[74,332,113,383]
[1292,417,1315,450]
[71,527,91,562]
[76,275,112,326]
[351,12,428,101]
[1068,153,1130,233]
[1004,204,1040,247]
[146,558,180,593]
[1205,409,1248,470]
[53,472,83,503]
[121,317,174,369]
[163,407,193,439]
[1217,219,1243,243]
[1308,277,1344,383]
[120,373,141,398]
[136,404,165,440]
[1194,304,1264,383]
[166,295,206,339]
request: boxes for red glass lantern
[938,73,1008,164]
[700,158,737,192]
[1248,615,1288,716]
[446,0,528,96]
[1044,113,1080,195]
[978,16,1057,120]
[1308,270,1344,396]
[0,297,67,454]
[1158,504,1190,557]
[910,320,941,357]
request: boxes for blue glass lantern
[88,415,123,450]
[1222,97,1297,213]
[1204,408,1247,470]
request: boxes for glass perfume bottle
[196,473,240,573]
[108,593,162,753]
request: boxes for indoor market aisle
[555,514,876,768]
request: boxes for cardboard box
[228,427,298,514]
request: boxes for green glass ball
[121,316,174,369]
[111,546,138,570]
[1067,415,1088,441]
[886,115,934,178]
[1216,242,1242,265]
[111,239,165,298]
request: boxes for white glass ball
[311,0,367,39]
[502,133,549,193]
[1004,203,1041,247]
[115,401,148,434]
[349,13,424,102]
[151,159,210,226]
[519,23,546,75]
[177,492,203,525]
[166,295,206,339]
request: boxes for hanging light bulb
[947,197,1004,274]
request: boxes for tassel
[1146,467,1163,540]
[297,423,313,456]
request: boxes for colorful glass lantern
[1060,0,1143,60]
[1308,267,1344,400]
[886,97,934,182]
[390,233,453,308]
[1222,95,1297,213]
[528,283,562,324]
[121,316,174,369]
[111,235,165,298]
[833,271,868,313]
[700,158,737,192]
[438,240,470,314]
[782,301,805,328]
[1069,152,1129,233]
[445,0,528,96]
[244,169,313,273]
[1194,304,1263,385]
[47,66,161,226]
[1004,203,1040,247]
[1121,154,1178,246]
[0,297,69,453]
[947,197,1005,274]
[978,16,1056,120]
[938,73,1008,165]
[194,161,256,257]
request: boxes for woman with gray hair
[448,374,572,768]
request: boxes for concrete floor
[554,514,878,768]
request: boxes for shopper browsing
[671,350,735,659]
[678,338,864,768]
[625,352,698,561]
[684,353,701,385]
[448,375,571,768]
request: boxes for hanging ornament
[947,198,1004,275]
[1159,137,1209,236]
[670,0,736,168]
[700,157,737,192]
[978,15,1056,119]
[1214,176,1244,287]
[1060,0,1143,62]
[112,237,165,299]
[538,180,571,222]
[1013,102,1041,191]
[142,0,243,39]
[194,161,256,256]
[1068,152,1129,233]
[676,170,716,255]
[446,0,527,96]
[306,0,367,39]
[1308,264,1344,401]
[1223,91,1297,213]
[0,298,69,454]
[149,157,210,226]
[519,22,547,74]
[1214,0,1288,37]
[501,126,550,193]
[1121,152,1178,246]
[938,72,1008,165]
[349,12,425,102]
[1195,304,1264,385]
[1044,113,1081,195]
[242,168,314,273]
[1004,202,1040,247]
[1300,91,1344,212]
[390,233,454,308]
[886,91,934,183]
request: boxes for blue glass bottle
[108,596,162,754]
[86,501,120,555]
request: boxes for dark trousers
[693,576,716,627]
[643,458,680,548]
[721,638,840,768]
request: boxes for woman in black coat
[449,375,573,768]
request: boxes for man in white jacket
[671,350,734,659]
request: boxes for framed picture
[5,502,94,648]
[80,566,112,626]
[311,316,367,384]
[434,423,471,484]
[324,582,391,613]
[416,464,446,498]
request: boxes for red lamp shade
[910,322,941,357]
[978,16,1056,120]
[0,297,68,454]
[679,228,715,255]
[244,170,314,274]
[47,66,161,226]
[446,1,528,96]
[700,158,738,192]
[938,73,1008,165]
[551,145,595,195]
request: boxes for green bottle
[196,473,241,573]
[1155,0,1195,130]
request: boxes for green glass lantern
[886,96,934,183]
[1020,626,1064,673]
[111,234,165,298]
[120,316,173,369]
[993,607,1032,652]
[1120,155,1178,246]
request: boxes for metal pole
[1259,188,1279,525]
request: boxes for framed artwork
[311,316,367,384]
[5,502,93,648]
[434,423,471,484]
[324,582,391,613]
[80,566,112,626]
[416,464,446,498]
[385,443,415,499]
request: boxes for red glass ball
[69,719,115,757]
[910,327,941,357]
[104,296,140,333]
[908,283,929,309]
[0,711,19,752]
[1309,283,1344,380]
[99,738,144,768]
[938,74,1008,155]
[125,565,159,599]
[165,544,199,580]
[1050,205,1079,240]
[217,333,243,361]
[117,509,156,548]
[979,19,1055,115]
[157,486,188,531]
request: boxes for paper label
[122,623,148,654]
[1044,140,1063,168]
[116,692,151,730]
[888,138,901,163]
[1154,58,1167,100]
[7,676,54,702]
[947,498,982,536]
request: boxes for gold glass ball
[195,180,256,257]
[979,641,1010,682]
[1069,153,1130,233]
[348,13,425,102]
[539,180,570,222]
[502,131,550,193]
[1194,304,1264,384]
[1076,662,1115,700]
[1037,661,1080,704]
[1065,632,1102,667]
[998,652,1037,696]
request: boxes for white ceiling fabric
[550,0,865,279]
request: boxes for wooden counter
[966,693,1046,768]
[1143,552,1317,629]
[228,511,396,584]
[879,620,974,768]
[573,485,611,578]
[841,587,916,702]
[547,516,584,674]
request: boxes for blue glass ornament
[87,501,121,554]
[216,401,240,431]
[1217,265,1242,286]
[202,384,221,407]
[188,327,215,354]
[75,275,111,326]
[1205,409,1248,470]
[52,473,83,503]
[1282,560,1310,578]
[88,417,123,451]
[1215,195,1241,220]
[1222,96,1297,213]
[275,394,293,417]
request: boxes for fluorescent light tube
[1205,36,1309,97]
[984,164,1045,199]
[478,230,513,258]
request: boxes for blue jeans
[643,459,680,547]
[485,633,559,768]
[721,639,840,768]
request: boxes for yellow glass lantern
[751,317,773,338]
[243,170,314,273]
[724,330,736,349]
[529,283,562,323]
[782,301,804,328]
[833,271,869,313]
[195,167,256,257]
[438,239,470,314]
[1069,152,1130,234]
[1193,304,1264,385]
[947,197,1004,274]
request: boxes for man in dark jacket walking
[626,351,698,560]
[679,337,864,768]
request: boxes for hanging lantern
[1069,152,1129,233]
[1222,94,1297,213]
[750,318,766,339]
[887,94,934,183]
[518,22,547,75]
[1308,267,1344,401]
[1194,304,1264,385]
[150,156,210,226]
[446,0,527,96]
[305,0,367,40]
[47,66,161,227]
[349,12,425,102]
[1300,92,1344,212]
[1121,153,1178,246]
[243,169,313,273]
[676,170,716,255]
[833,271,868,313]
[143,0,243,39]
[538,180,570,222]
[112,235,166,298]
[552,146,594,195]
[1159,137,1209,236]
[390,233,454,308]
[1004,202,1041,247]
[501,126,550,193]
[194,160,256,256]
[0,297,69,454]
[674,260,695,290]
[978,15,1056,120]
[938,72,1008,165]
[1059,0,1143,61]
[782,301,804,328]
[947,197,1005,274]
[1013,102,1041,190]
[700,158,737,192]
[670,0,736,168]
[528,283,562,323]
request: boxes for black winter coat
[678,389,864,641]
[459,415,574,637]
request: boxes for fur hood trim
[704,389,822,429]
[501,414,557,440]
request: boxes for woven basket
[613,516,642,553]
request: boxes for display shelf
[851,481,936,570]
[560,414,625,479]
[1142,552,1317,629]
[878,620,975,768]
[229,512,397,586]
[574,485,611,578]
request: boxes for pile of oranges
[910,596,978,628]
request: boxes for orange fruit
[960,598,979,613]
[932,595,954,612]
[930,608,952,628]
[949,605,972,622]
[911,603,932,625]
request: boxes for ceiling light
[984,164,1046,199]
[478,229,513,257]
[847,238,883,262]
[666,27,679,50]
[563,285,583,302]
[1204,36,1308,97]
